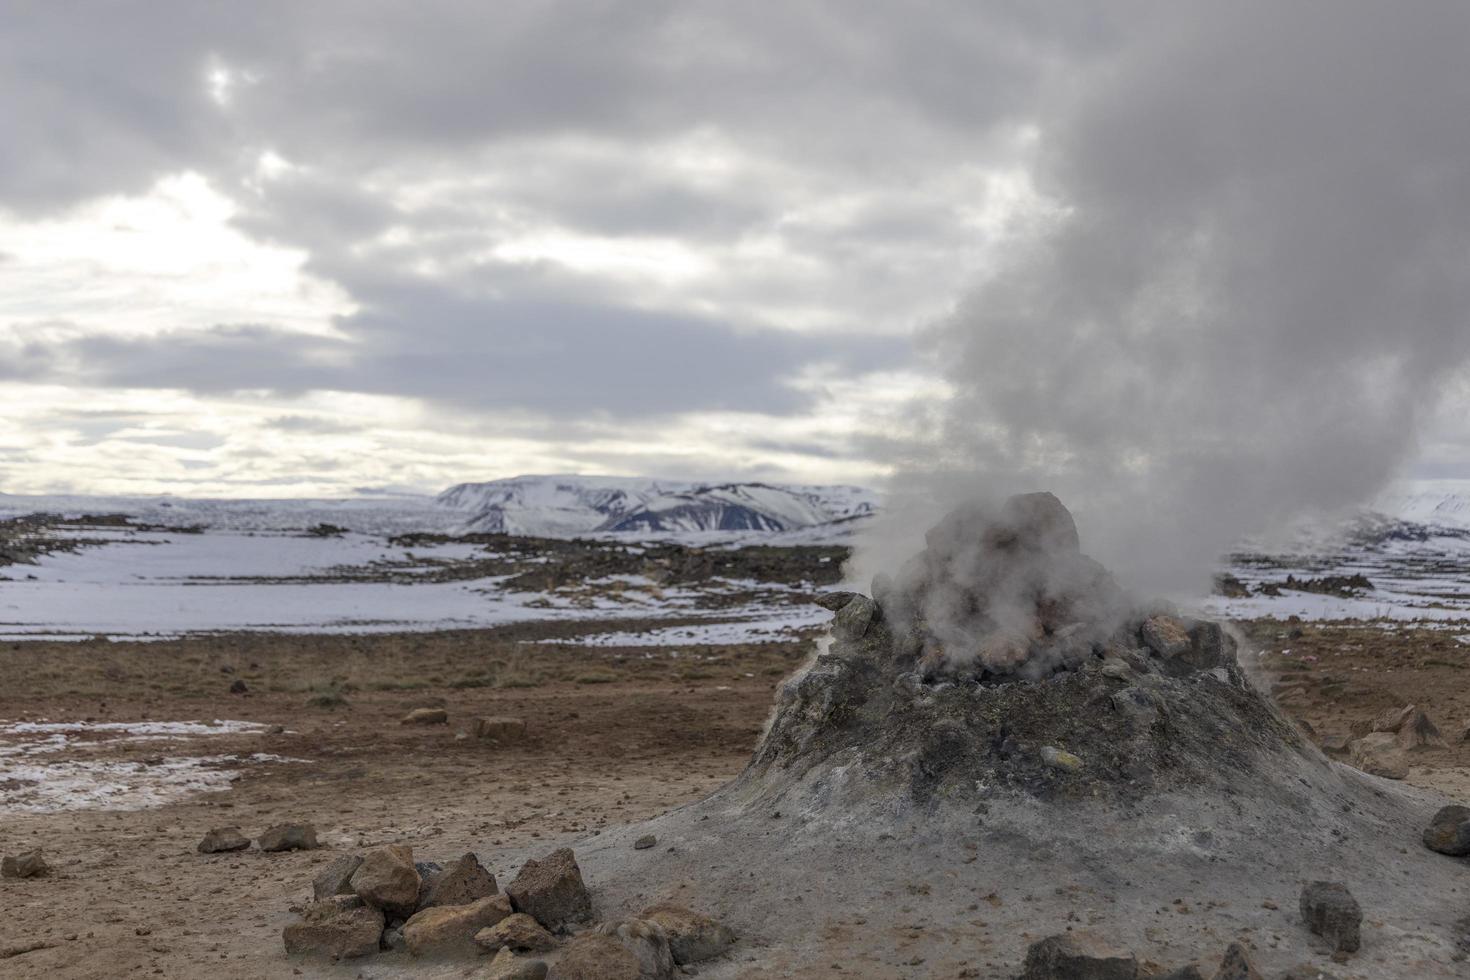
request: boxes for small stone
[258,823,320,852]
[1211,942,1262,980]
[401,707,447,725]
[282,900,384,960]
[1,849,50,879]
[312,854,364,901]
[634,835,657,850]
[1423,804,1470,856]
[402,894,512,957]
[351,844,421,918]
[641,903,735,964]
[596,919,674,980]
[487,947,550,980]
[1041,745,1084,772]
[475,913,557,953]
[1140,615,1191,659]
[1347,733,1408,779]
[197,826,251,854]
[1019,932,1139,979]
[380,924,405,952]
[228,679,248,694]
[418,851,497,909]
[1299,881,1362,954]
[475,716,528,742]
[547,932,642,980]
[505,848,592,931]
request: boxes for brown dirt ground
[1,618,1468,978]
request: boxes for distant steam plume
[858,2,1470,596]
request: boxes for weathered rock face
[1299,881,1362,954]
[418,851,497,909]
[505,848,593,931]
[640,903,734,964]
[1019,931,1139,979]
[747,496,1299,806]
[401,894,512,957]
[282,900,384,960]
[197,826,251,854]
[477,913,557,954]
[352,844,421,919]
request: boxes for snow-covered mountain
[1372,480,1470,529]
[436,475,878,537]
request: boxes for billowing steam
[855,3,1470,599]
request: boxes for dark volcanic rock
[312,854,363,901]
[418,851,497,909]
[1299,881,1362,954]
[505,848,592,930]
[1019,932,1138,979]
[1422,804,1470,856]
[1,849,50,879]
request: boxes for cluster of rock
[198,822,318,854]
[1022,881,1361,978]
[400,705,528,744]
[1324,702,1447,780]
[279,844,733,978]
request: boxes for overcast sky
[3,2,1467,498]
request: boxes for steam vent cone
[573,494,1468,977]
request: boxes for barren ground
[2,618,1468,978]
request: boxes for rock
[1111,687,1161,728]
[487,947,550,980]
[832,594,877,641]
[640,903,735,964]
[1141,615,1191,659]
[476,716,528,742]
[312,854,364,901]
[1183,620,1237,670]
[1277,966,1340,980]
[505,848,593,930]
[402,894,512,957]
[547,933,642,980]
[475,912,557,953]
[1299,881,1362,954]
[1,849,50,879]
[1394,706,1446,752]
[418,851,497,909]
[1100,659,1134,681]
[1041,745,1083,772]
[1211,942,1263,980]
[228,679,248,694]
[814,591,859,611]
[1370,704,1414,733]
[1347,732,1408,779]
[1317,735,1351,758]
[634,835,657,850]
[402,707,448,725]
[197,826,251,854]
[381,924,406,951]
[282,900,384,960]
[258,822,319,852]
[1019,932,1139,979]
[596,919,674,980]
[351,844,422,918]
[1158,967,1204,980]
[1422,804,1470,856]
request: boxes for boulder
[402,707,448,725]
[487,947,550,980]
[258,823,320,852]
[402,894,512,957]
[505,848,592,930]
[1422,804,1470,856]
[1,849,50,879]
[418,851,497,909]
[814,591,859,611]
[197,826,251,854]
[312,854,364,901]
[640,903,735,964]
[633,835,656,850]
[1394,707,1447,752]
[1182,620,1236,670]
[1370,704,1415,733]
[1347,733,1408,779]
[596,919,674,980]
[476,716,528,742]
[282,900,384,960]
[1019,932,1139,979]
[475,912,557,953]
[1141,616,1191,659]
[1299,881,1362,954]
[351,844,421,918]
[832,594,877,641]
[1211,942,1263,980]
[547,933,642,980]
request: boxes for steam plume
[859,3,1470,595]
